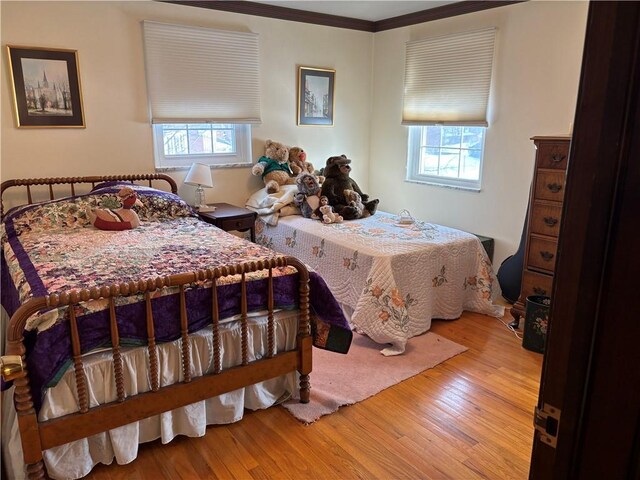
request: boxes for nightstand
[197,203,257,242]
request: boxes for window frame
[152,123,253,170]
[406,125,486,191]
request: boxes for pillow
[90,184,196,222]
[3,184,196,238]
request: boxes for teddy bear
[251,139,296,193]
[320,154,379,220]
[289,147,325,183]
[293,173,326,220]
[319,204,343,224]
[343,189,370,218]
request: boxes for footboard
[1,256,312,480]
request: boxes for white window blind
[402,28,496,126]
[142,21,261,124]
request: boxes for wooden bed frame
[0,174,312,479]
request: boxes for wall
[0,1,373,207]
[370,0,588,265]
[1,1,589,267]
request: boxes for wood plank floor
[87,308,543,480]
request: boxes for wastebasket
[522,295,550,353]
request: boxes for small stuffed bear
[321,154,379,220]
[251,139,296,193]
[344,189,370,218]
[319,204,343,224]
[289,147,325,184]
[88,187,143,231]
[294,173,326,220]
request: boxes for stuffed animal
[320,154,379,220]
[88,187,143,231]
[289,147,325,183]
[343,189,370,218]
[319,204,343,224]
[251,139,296,194]
[294,173,326,219]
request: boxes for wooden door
[529,2,640,478]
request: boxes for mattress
[256,211,504,355]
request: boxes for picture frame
[7,45,85,128]
[297,66,335,126]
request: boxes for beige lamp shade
[184,163,213,209]
[184,163,213,188]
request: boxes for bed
[253,195,503,356]
[0,174,351,480]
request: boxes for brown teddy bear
[251,139,296,193]
[344,189,370,218]
[320,154,379,220]
[289,147,325,183]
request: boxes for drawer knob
[546,183,563,193]
[551,153,566,163]
[236,221,242,227]
[540,251,555,262]
[533,287,547,295]
[543,216,558,227]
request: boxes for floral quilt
[1,184,351,409]
[257,211,504,355]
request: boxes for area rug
[283,332,467,424]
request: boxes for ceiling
[253,1,461,22]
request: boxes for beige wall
[1,1,589,266]
[370,0,588,265]
[0,1,373,206]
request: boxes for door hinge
[534,403,561,448]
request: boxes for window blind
[142,21,261,124]
[402,28,496,126]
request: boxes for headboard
[0,173,178,218]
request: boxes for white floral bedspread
[256,211,503,355]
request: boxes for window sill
[404,178,481,192]
[155,163,252,172]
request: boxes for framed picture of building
[7,45,85,128]
[297,66,335,126]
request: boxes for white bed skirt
[2,311,301,480]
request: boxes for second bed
[256,211,503,355]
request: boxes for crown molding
[160,1,375,32]
[160,1,527,32]
[375,1,525,32]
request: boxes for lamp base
[194,185,206,210]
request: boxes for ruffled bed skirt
[2,311,300,480]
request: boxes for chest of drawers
[510,136,571,323]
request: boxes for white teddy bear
[319,204,343,224]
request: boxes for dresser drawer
[221,215,255,231]
[527,236,558,273]
[521,270,554,298]
[536,141,570,170]
[534,170,566,202]
[530,202,562,237]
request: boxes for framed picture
[297,66,335,126]
[7,45,85,128]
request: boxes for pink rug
[283,332,467,424]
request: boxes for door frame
[530,2,640,478]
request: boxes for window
[153,124,252,169]
[407,125,485,190]
[142,21,260,169]
[403,28,496,189]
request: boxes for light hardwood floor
[87,308,543,480]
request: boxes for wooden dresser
[510,135,571,323]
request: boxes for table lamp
[184,163,213,211]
